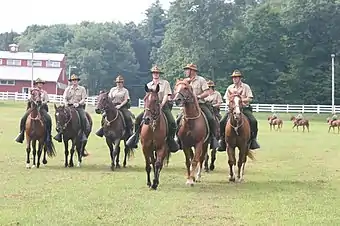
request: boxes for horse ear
[144,84,149,93]
[155,84,160,93]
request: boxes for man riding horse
[295,112,304,123]
[218,69,260,151]
[15,78,53,148]
[54,74,88,142]
[205,80,223,120]
[175,63,220,149]
[126,66,179,152]
[270,112,278,123]
[95,75,134,138]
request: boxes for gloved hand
[73,103,79,108]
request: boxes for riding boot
[126,113,143,149]
[217,114,228,152]
[250,130,260,150]
[167,121,180,153]
[174,113,183,149]
[15,112,30,143]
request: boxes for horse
[268,116,283,131]
[225,90,255,182]
[173,79,210,186]
[25,88,56,169]
[290,116,309,132]
[204,106,220,172]
[138,84,169,190]
[95,91,133,171]
[54,104,92,167]
[326,118,340,133]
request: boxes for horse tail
[247,150,256,161]
[45,140,56,158]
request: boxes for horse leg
[196,143,209,182]
[115,142,121,169]
[106,138,115,171]
[227,145,236,182]
[32,140,37,168]
[76,142,83,168]
[143,150,152,188]
[123,141,129,168]
[69,140,76,167]
[151,146,167,190]
[42,145,48,165]
[26,139,31,169]
[236,146,247,182]
[204,152,209,172]
[210,148,217,171]
[189,143,203,184]
[63,139,69,168]
[37,141,43,168]
[183,148,193,186]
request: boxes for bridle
[55,106,73,132]
[96,94,118,126]
[174,83,201,120]
[143,93,161,131]
[228,94,244,135]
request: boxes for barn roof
[0,66,62,82]
[0,51,65,61]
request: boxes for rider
[205,80,223,120]
[175,63,220,149]
[126,66,179,152]
[54,74,88,142]
[270,112,278,123]
[95,75,133,138]
[218,69,260,151]
[296,112,303,122]
[331,112,337,123]
[15,78,52,147]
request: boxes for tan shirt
[223,82,253,105]
[109,87,130,104]
[63,85,87,105]
[147,79,172,101]
[28,88,49,104]
[205,90,223,105]
[189,76,209,103]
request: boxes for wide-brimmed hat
[183,63,198,71]
[207,80,215,87]
[115,75,124,83]
[231,70,242,77]
[34,78,45,85]
[150,65,164,74]
[68,74,80,81]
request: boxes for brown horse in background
[268,116,283,131]
[140,84,169,190]
[326,118,340,133]
[54,104,92,167]
[225,90,255,182]
[95,91,133,171]
[290,116,310,132]
[25,88,56,168]
[173,79,210,186]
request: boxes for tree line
[1,0,340,105]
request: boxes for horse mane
[174,78,199,109]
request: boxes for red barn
[0,44,68,95]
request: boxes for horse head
[228,89,243,122]
[95,91,114,117]
[54,104,72,133]
[290,116,296,121]
[143,84,160,125]
[173,78,195,107]
[30,88,42,110]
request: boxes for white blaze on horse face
[234,96,241,115]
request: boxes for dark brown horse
[54,104,92,167]
[139,84,169,189]
[173,79,210,186]
[326,118,340,133]
[25,88,56,168]
[225,90,255,182]
[268,116,283,131]
[290,116,310,132]
[95,91,133,171]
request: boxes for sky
[0,0,170,33]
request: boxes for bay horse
[54,104,92,167]
[173,79,210,186]
[225,90,255,182]
[25,88,56,168]
[139,84,169,190]
[290,116,309,132]
[268,116,283,131]
[326,118,340,133]
[95,91,133,171]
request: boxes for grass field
[1,101,340,226]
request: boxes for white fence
[138,99,340,114]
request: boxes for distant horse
[139,84,169,190]
[25,88,56,168]
[173,79,210,186]
[326,117,340,133]
[290,116,309,132]
[54,104,92,167]
[95,91,133,171]
[267,116,283,131]
[225,90,255,182]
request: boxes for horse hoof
[209,165,215,171]
[150,184,158,190]
[37,164,40,168]
[42,159,47,165]
[110,165,115,171]
[26,164,30,169]
[229,177,236,182]
[69,163,74,168]
[76,162,81,167]
[186,179,194,186]
[116,164,121,169]
[32,165,36,168]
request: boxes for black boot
[249,131,260,150]
[126,122,141,149]
[15,131,25,143]
[96,127,104,137]
[53,133,62,142]
[217,136,226,152]
[217,115,227,151]
[210,135,220,149]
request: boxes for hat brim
[34,81,45,84]
[68,78,80,81]
[151,71,164,74]
[115,80,124,83]
[231,75,242,77]
[183,67,198,71]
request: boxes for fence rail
[138,99,340,114]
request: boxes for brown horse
[267,116,283,131]
[225,90,255,182]
[326,118,340,133]
[95,91,133,171]
[25,88,56,168]
[139,84,169,190]
[173,79,209,186]
[290,116,309,132]
[54,104,92,167]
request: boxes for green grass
[1,102,340,225]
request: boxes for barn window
[0,80,15,85]
[46,61,60,68]
[6,59,21,66]
[27,60,42,67]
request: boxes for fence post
[317,105,320,114]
